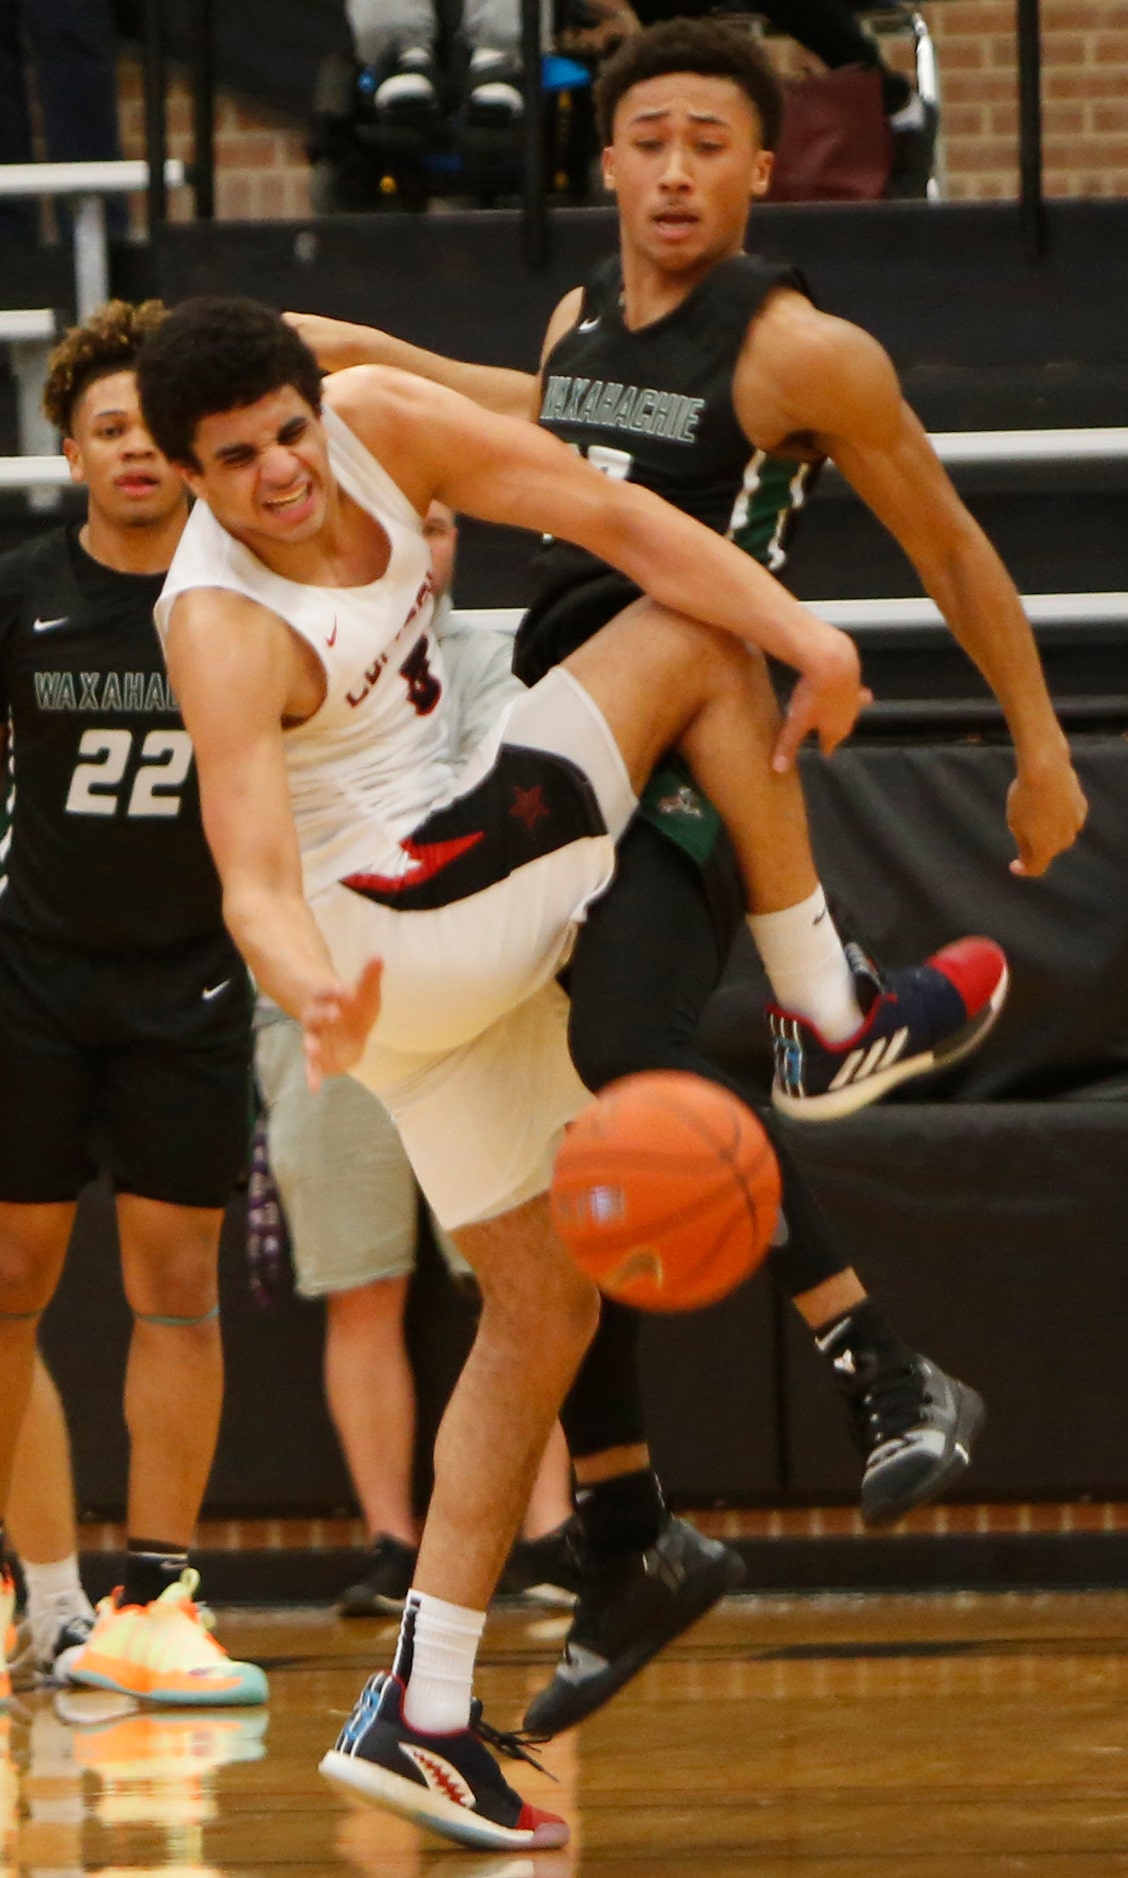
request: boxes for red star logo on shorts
[510,783,550,832]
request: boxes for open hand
[302,958,384,1092]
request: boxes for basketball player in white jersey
[136,297,999,1852]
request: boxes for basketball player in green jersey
[289,18,1086,1735]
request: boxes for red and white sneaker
[770,937,1009,1120]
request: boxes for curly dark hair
[595,19,783,150]
[42,298,168,437]
[136,296,322,468]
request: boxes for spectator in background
[253,502,581,1618]
[619,0,934,189]
[346,0,528,127]
[0,0,124,240]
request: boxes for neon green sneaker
[62,1569,267,1707]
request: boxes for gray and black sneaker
[338,1536,418,1617]
[465,48,524,123]
[373,45,439,121]
[847,1352,985,1529]
[521,1516,744,1737]
[12,1600,96,1689]
[495,1517,583,1607]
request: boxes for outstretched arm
[284,310,543,420]
[743,299,1088,874]
[325,366,868,758]
[164,589,382,1085]
[285,287,584,421]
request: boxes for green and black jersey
[516,249,822,876]
[0,525,229,953]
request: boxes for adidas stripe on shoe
[770,936,1008,1120]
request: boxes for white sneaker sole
[772,964,1009,1122]
[320,1748,567,1850]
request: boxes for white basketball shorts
[309,667,637,1229]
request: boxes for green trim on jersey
[729,451,814,573]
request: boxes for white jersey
[155,406,466,897]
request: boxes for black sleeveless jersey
[0,526,230,953]
[516,251,821,684]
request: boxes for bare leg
[573,1440,650,1490]
[0,1203,74,1514]
[522,1420,574,1541]
[414,1196,599,1610]
[7,1353,79,1562]
[792,1270,868,1330]
[324,1277,417,1546]
[565,599,819,913]
[117,1195,224,1546]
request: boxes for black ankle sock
[814,1299,913,1388]
[576,1468,665,1562]
[123,1540,189,1607]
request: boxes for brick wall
[117,56,311,225]
[115,8,1128,222]
[926,0,1128,199]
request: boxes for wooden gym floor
[7,1588,1128,1876]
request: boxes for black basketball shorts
[0,924,254,1207]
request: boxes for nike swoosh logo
[577,317,600,332]
[33,616,67,633]
[345,831,484,895]
[202,979,230,1000]
[327,620,338,647]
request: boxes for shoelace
[856,1359,934,1449]
[468,1699,555,1777]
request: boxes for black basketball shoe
[337,1536,418,1617]
[521,1516,744,1737]
[321,1669,568,1851]
[823,1332,986,1529]
[770,937,1008,1120]
[495,1517,583,1606]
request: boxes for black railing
[142,0,217,228]
[1017,0,1046,259]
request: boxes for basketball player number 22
[65,727,193,818]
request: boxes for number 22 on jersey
[65,727,193,818]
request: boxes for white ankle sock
[748,888,863,1042]
[22,1555,92,1617]
[23,1556,95,1658]
[399,1589,486,1735]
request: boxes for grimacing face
[181,384,333,550]
[66,368,185,530]
[602,71,773,277]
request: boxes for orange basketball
[550,1071,780,1313]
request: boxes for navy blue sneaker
[320,1671,568,1851]
[770,937,1008,1120]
